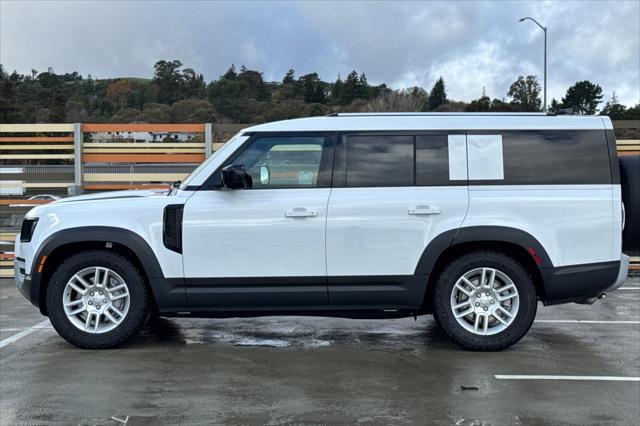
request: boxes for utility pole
[519,17,547,112]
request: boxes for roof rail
[547,108,574,116]
[329,112,549,117]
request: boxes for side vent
[163,205,184,253]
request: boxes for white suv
[14,113,635,350]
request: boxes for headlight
[20,218,39,242]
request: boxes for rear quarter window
[499,130,611,185]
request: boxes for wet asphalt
[0,277,639,425]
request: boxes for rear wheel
[46,250,149,349]
[433,251,537,351]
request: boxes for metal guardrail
[1,120,638,277]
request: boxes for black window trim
[333,130,466,188]
[604,129,621,185]
[192,128,612,190]
[198,131,336,190]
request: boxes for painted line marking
[619,287,640,290]
[0,320,51,349]
[535,320,639,324]
[0,326,51,332]
[495,375,640,382]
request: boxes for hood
[54,189,169,204]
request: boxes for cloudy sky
[1,0,639,105]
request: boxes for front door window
[232,136,326,188]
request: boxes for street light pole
[519,17,547,112]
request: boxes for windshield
[178,133,248,190]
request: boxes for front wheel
[46,250,149,349]
[432,251,537,351]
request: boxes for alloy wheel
[62,266,130,334]
[450,267,520,336]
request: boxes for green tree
[549,98,562,113]
[507,75,541,111]
[64,99,89,122]
[490,98,519,112]
[428,77,447,110]
[599,91,627,119]
[623,104,640,120]
[3,61,634,126]
[207,78,252,120]
[300,73,325,104]
[153,60,185,104]
[182,68,206,99]
[222,64,237,80]
[0,65,17,122]
[331,76,344,105]
[238,67,270,101]
[171,99,217,122]
[356,73,370,100]
[466,95,491,112]
[560,80,603,115]
[50,90,67,122]
[341,71,361,105]
[142,103,171,123]
[110,107,141,123]
[282,69,295,85]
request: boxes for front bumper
[13,257,32,302]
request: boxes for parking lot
[0,277,638,425]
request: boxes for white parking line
[535,320,640,324]
[0,327,50,332]
[619,287,640,290]
[495,375,640,382]
[0,320,51,349]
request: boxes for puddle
[232,338,290,347]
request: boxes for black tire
[432,251,537,351]
[620,156,640,253]
[46,250,149,349]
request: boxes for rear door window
[346,135,414,187]
[415,135,450,186]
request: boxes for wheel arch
[31,227,164,315]
[417,226,552,312]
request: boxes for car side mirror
[221,164,252,189]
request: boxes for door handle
[285,207,317,218]
[408,205,441,215]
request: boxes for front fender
[28,227,184,314]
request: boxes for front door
[182,133,334,309]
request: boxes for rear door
[326,132,469,308]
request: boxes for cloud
[1,0,638,105]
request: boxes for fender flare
[29,226,165,312]
[414,225,553,276]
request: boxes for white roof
[243,113,612,133]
